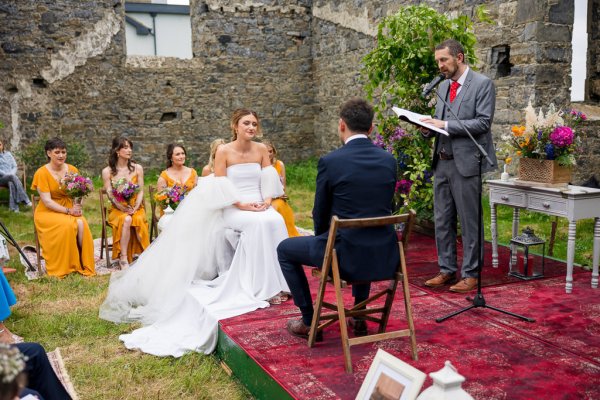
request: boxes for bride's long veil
[99,176,239,325]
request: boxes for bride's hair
[230,109,261,141]
[108,136,135,175]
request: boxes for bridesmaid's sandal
[267,294,282,305]
[118,257,130,271]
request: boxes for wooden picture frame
[356,349,426,400]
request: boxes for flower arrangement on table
[60,172,94,204]
[154,184,187,211]
[111,178,140,205]
[499,103,587,168]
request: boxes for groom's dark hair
[339,98,374,134]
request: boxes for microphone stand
[430,87,534,323]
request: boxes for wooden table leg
[566,220,577,293]
[510,208,520,266]
[491,203,498,268]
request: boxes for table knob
[543,202,550,208]
[501,195,508,201]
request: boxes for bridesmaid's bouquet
[154,184,187,210]
[111,178,140,204]
[60,172,94,204]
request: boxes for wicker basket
[518,158,572,184]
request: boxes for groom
[277,98,399,340]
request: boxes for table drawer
[528,195,567,216]
[490,189,526,207]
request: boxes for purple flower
[549,126,574,147]
[372,133,385,148]
[544,144,555,160]
[395,179,412,195]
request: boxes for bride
[99,109,290,356]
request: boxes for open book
[392,107,449,136]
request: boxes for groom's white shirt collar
[345,134,368,144]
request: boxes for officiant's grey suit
[430,69,497,278]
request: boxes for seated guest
[277,98,398,339]
[0,269,19,344]
[156,143,198,192]
[101,137,149,270]
[0,342,72,400]
[0,139,31,213]
[201,138,226,177]
[263,140,300,237]
[31,138,95,278]
[156,144,197,216]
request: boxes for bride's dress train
[99,163,289,356]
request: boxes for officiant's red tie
[449,81,460,102]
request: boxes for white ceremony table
[488,179,600,293]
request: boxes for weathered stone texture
[0,0,598,182]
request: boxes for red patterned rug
[218,233,599,399]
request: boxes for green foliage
[17,135,90,175]
[362,5,479,220]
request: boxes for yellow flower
[516,151,522,156]
[511,125,525,137]
[505,157,512,164]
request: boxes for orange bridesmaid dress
[158,168,198,193]
[158,168,197,216]
[108,175,150,263]
[272,160,300,237]
[31,164,96,277]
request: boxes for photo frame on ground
[356,349,426,400]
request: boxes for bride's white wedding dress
[99,163,290,356]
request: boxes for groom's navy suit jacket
[309,137,399,282]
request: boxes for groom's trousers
[277,236,370,326]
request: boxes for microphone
[421,74,446,97]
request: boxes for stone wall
[0,0,598,182]
[0,0,314,172]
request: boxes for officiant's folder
[392,107,449,136]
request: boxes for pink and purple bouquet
[499,102,586,167]
[60,172,94,200]
[154,184,187,210]
[111,177,140,204]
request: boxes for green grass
[0,160,596,399]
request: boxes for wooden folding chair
[148,185,159,242]
[30,195,42,270]
[98,189,113,265]
[308,210,418,373]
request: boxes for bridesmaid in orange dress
[156,143,198,194]
[101,137,149,269]
[263,140,300,237]
[31,137,96,277]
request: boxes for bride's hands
[235,202,270,211]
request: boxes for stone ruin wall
[312,0,600,183]
[0,0,599,181]
[0,0,315,171]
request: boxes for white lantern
[157,205,175,234]
[417,360,474,400]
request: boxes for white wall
[125,12,192,59]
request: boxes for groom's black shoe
[286,318,323,342]
[347,317,368,336]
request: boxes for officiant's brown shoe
[424,272,456,287]
[449,278,477,293]
[286,318,323,342]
